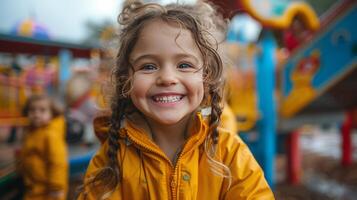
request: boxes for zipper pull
[170,175,176,188]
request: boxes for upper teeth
[154,95,182,103]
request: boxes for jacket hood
[93,115,111,144]
[93,112,210,148]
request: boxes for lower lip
[150,97,184,107]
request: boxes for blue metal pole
[59,49,72,95]
[59,49,72,83]
[256,30,277,187]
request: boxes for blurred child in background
[18,94,68,200]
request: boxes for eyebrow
[130,53,201,65]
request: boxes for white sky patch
[0,0,121,43]
[0,0,197,43]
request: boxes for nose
[156,66,178,86]
[32,110,41,118]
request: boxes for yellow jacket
[19,116,68,200]
[79,113,274,200]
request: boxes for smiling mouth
[152,95,184,103]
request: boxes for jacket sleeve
[220,133,275,200]
[46,127,68,200]
[77,141,122,200]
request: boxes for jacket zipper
[170,151,184,200]
[171,138,195,200]
[125,125,204,200]
[126,132,180,200]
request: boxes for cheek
[41,111,52,123]
[198,84,205,103]
[46,112,53,121]
[187,75,204,100]
[130,75,149,100]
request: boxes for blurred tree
[82,20,115,46]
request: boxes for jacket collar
[123,112,209,157]
[93,112,210,159]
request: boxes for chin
[155,112,194,125]
[156,118,182,125]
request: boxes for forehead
[130,19,202,60]
[30,99,50,108]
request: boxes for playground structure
[0,33,98,124]
[278,0,357,184]
[210,0,356,188]
[214,0,320,186]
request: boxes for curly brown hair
[80,1,230,198]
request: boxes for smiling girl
[78,1,274,199]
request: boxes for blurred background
[0,0,356,199]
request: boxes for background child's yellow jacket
[79,113,274,199]
[19,116,68,200]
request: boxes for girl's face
[28,99,52,128]
[129,19,204,126]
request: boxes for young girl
[19,95,68,200]
[79,1,274,199]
